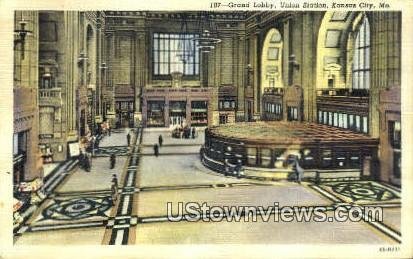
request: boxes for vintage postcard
[0,0,412,258]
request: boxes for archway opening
[260,28,283,93]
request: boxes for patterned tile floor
[14,128,401,245]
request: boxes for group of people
[220,155,304,183]
[101,121,112,136]
[79,151,92,172]
[171,125,197,139]
[80,134,100,155]
[79,133,101,172]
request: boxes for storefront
[115,100,134,128]
[169,101,186,127]
[114,85,135,128]
[142,87,214,128]
[147,100,165,127]
[191,101,208,126]
[217,85,237,125]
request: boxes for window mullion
[153,33,199,77]
[168,35,171,75]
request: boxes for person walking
[91,135,96,156]
[112,174,118,188]
[126,132,131,146]
[111,174,118,206]
[85,154,91,172]
[79,151,85,170]
[224,158,229,177]
[154,144,159,157]
[191,127,196,139]
[158,135,163,147]
[235,160,243,179]
[110,153,116,169]
[293,156,303,184]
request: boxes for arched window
[352,16,370,89]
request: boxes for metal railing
[316,88,369,97]
[263,87,284,95]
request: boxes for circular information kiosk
[201,121,379,181]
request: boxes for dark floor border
[27,219,107,232]
[141,143,202,148]
[140,152,200,156]
[106,127,141,245]
[138,182,271,192]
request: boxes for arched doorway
[260,28,284,121]
[261,28,283,93]
[316,12,369,91]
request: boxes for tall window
[352,16,370,89]
[13,131,28,156]
[153,33,199,76]
[389,121,401,149]
[317,109,368,134]
[389,120,401,178]
[287,106,298,121]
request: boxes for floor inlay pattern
[95,146,129,157]
[41,196,112,221]
[317,181,401,203]
[309,181,401,243]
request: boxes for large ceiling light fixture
[176,13,195,64]
[14,19,32,59]
[193,11,221,53]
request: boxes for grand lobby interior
[11,10,402,245]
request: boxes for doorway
[247,100,253,122]
[115,100,134,128]
[169,101,186,127]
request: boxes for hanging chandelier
[176,13,194,63]
[193,12,221,53]
[176,11,221,65]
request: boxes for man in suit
[110,153,116,169]
[158,135,163,147]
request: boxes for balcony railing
[39,88,62,107]
[144,87,212,94]
[316,88,369,97]
[39,88,62,99]
[263,87,284,95]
